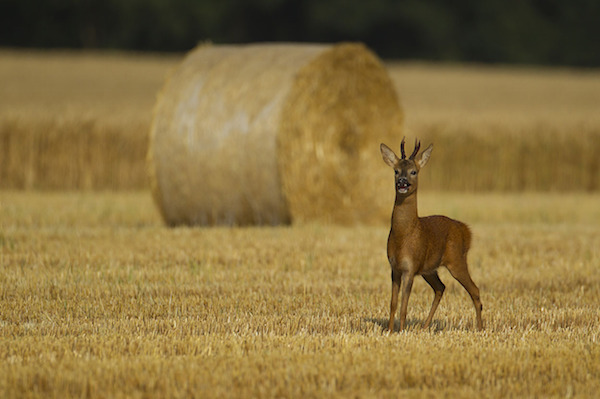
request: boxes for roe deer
[380,138,483,332]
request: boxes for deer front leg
[388,270,401,332]
[398,273,415,331]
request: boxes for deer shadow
[364,317,450,333]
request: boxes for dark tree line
[1,0,599,66]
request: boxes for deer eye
[410,170,417,176]
[394,170,399,175]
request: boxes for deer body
[381,139,483,332]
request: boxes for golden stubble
[1,51,599,203]
[1,191,599,398]
[1,50,599,396]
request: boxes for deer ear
[380,143,399,168]
[417,144,433,168]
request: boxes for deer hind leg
[422,272,445,329]
[447,261,483,330]
[388,270,401,332]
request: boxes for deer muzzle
[397,178,411,194]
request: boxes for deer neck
[392,192,419,233]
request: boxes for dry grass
[2,50,600,195]
[1,191,599,398]
[387,63,600,193]
[0,49,176,190]
[388,62,600,129]
[1,51,599,395]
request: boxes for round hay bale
[148,42,403,226]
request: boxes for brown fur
[381,140,483,331]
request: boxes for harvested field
[0,49,175,190]
[1,191,599,398]
[1,49,599,397]
[1,50,599,198]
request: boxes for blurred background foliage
[1,0,598,66]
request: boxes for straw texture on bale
[148,43,403,226]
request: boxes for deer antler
[409,139,421,160]
[400,137,406,159]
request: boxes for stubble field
[1,191,599,398]
[1,49,600,397]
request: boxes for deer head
[380,138,433,196]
